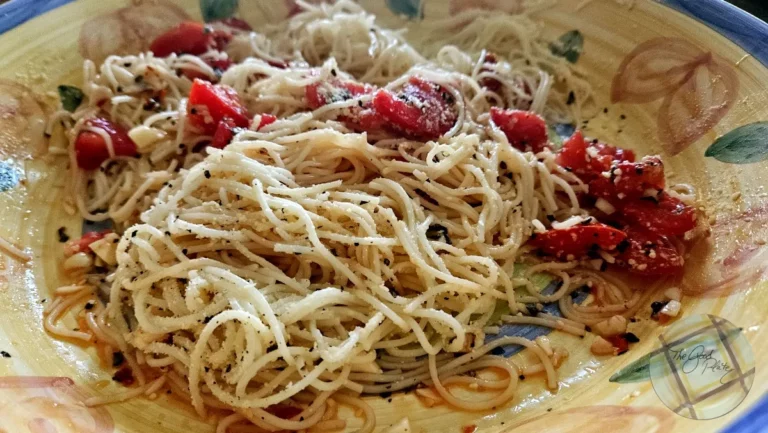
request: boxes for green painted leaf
[705,122,768,164]
[57,85,84,112]
[488,301,511,325]
[550,30,583,63]
[200,0,238,22]
[548,124,564,149]
[609,353,652,383]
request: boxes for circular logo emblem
[650,314,754,419]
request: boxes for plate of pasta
[0,0,766,432]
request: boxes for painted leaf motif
[200,0,238,22]
[658,58,738,155]
[705,122,768,164]
[79,0,189,63]
[550,30,583,64]
[611,38,709,104]
[609,353,652,383]
[450,0,524,14]
[386,0,422,19]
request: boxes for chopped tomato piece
[75,118,138,170]
[616,227,684,275]
[606,335,630,355]
[188,79,249,135]
[305,79,386,134]
[588,156,665,202]
[556,131,636,179]
[621,194,697,236]
[556,130,589,173]
[373,76,457,141]
[150,22,212,57]
[211,117,238,149]
[490,107,548,153]
[64,230,112,256]
[529,223,627,260]
[258,114,277,129]
[594,142,635,164]
[479,52,502,93]
[305,79,374,110]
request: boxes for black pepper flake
[331,69,337,77]
[651,301,668,317]
[0,351,10,358]
[190,108,198,115]
[584,325,592,332]
[629,317,638,323]
[566,91,575,105]
[500,161,507,170]
[57,227,69,242]
[546,215,555,222]
[603,108,608,114]
[134,75,144,83]
[112,351,125,367]
[203,316,213,324]
[116,86,123,92]
[616,239,630,253]
[131,230,138,238]
[204,367,210,372]
[85,301,95,310]
[620,114,626,120]
[204,170,211,179]
[599,261,608,272]
[518,374,525,380]
[225,364,232,373]
[623,332,640,343]
[354,242,359,247]
[383,258,390,266]
[182,248,188,255]
[547,408,553,412]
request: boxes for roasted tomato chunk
[529,223,627,260]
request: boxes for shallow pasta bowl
[0,0,766,432]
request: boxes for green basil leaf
[200,0,238,22]
[57,85,84,112]
[550,30,584,64]
[705,122,768,164]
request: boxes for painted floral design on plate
[611,37,739,156]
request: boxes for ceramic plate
[0,0,766,432]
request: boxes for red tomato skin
[305,79,374,110]
[304,79,386,133]
[616,227,684,276]
[372,76,457,141]
[188,79,249,135]
[211,114,277,149]
[65,230,112,256]
[258,114,277,129]
[556,130,589,173]
[479,52,503,93]
[606,335,630,354]
[75,118,138,170]
[150,22,211,57]
[588,156,666,202]
[490,107,548,153]
[621,194,697,236]
[529,223,628,260]
[211,117,237,149]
